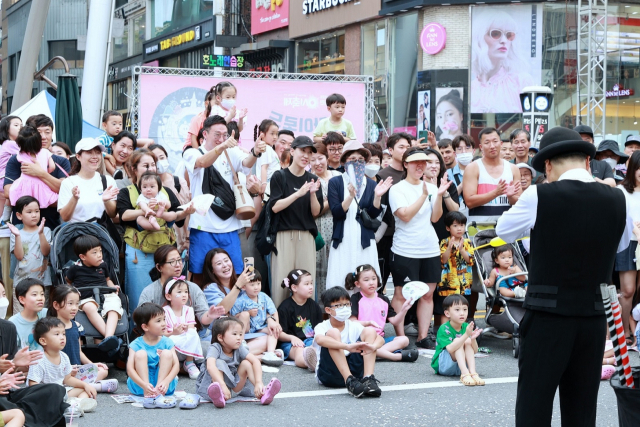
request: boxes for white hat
[75,138,106,154]
[517,163,536,175]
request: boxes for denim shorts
[279,338,314,360]
[437,349,461,376]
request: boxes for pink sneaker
[207,383,226,408]
[260,378,281,405]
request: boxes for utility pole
[81,0,115,127]
[12,0,51,110]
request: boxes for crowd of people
[0,82,635,424]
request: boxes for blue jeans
[437,349,461,376]
[124,244,154,315]
[279,337,314,360]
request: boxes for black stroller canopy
[51,222,120,275]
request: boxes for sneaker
[345,375,365,398]
[416,337,435,350]
[107,337,123,358]
[97,335,120,353]
[261,352,284,367]
[404,324,418,337]
[302,347,317,372]
[76,397,97,413]
[400,349,419,362]
[362,374,382,397]
[97,379,119,393]
[184,361,200,380]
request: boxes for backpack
[122,184,176,253]
[197,148,236,220]
[254,169,286,256]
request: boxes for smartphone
[244,257,254,272]
[418,130,429,141]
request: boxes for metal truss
[576,0,607,138]
[131,66,375,138]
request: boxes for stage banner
[139,74,366,170]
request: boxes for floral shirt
[438,237,474,296]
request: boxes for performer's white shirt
[496,168,634,253]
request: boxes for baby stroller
[51,222,129,362]
[469,224,527,358]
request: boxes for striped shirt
[27,351,72,386]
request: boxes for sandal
[207,383,226,409]
[460,373,476,386]
[178,394,200,409]
[260,378,281,405]
[626,336,636,347]
[143,395,177,409]
[470,373,485,386]
[601,365,616,380]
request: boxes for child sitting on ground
[483,245,527,298]
[9,278,47,350]
[27,317,98,413]
[230,271,283,367]
[276,269,323,371]
[313,287,384,398]
[127,303,180,409]
[345,264,418,362]
[162,276,203,380]
[135,172,177,231]
[65,235,123,356]
[438,211,474,297]
[48,285,118,393]
[431,295,484,386]
[195,317,281,408]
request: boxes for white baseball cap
[75,138,106,154]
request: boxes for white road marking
[274,376,519,399]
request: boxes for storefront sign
[160,30,196,51]
[114,0,145,19]
[143,19,214,62]
[203,55,245,68]
[252,0,289,35]
[303,0,354,15]
[606,84,635,98]
[420,23,446,55]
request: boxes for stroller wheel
[513,337,520,358]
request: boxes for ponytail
[344,272,357,291]
[281,269,311,292]
[254,124,259,143]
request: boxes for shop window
[49,40,84,69]
[149,0,213,39]
[113,22,130,63]
[296,31,345,75]
[8,52,20,82]
[112,80,129,111]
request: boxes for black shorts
[317,347,364,387]
[390,252,441,286]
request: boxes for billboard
[138,74,366,170]
[417,90,430,132]
[252,0,289,35]
[435,87,465,141]
[470,4,542,114]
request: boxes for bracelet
[251,148,262,158]
[234,284,243,292]
[443,194,450,199]
[267,315,276,322]
[248,192,260,198]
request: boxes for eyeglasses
[487,29,516,41]
[164,259,183,267]
[327,148,343,154]
[330,303,351,309]
[212,132,229,140]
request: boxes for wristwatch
[267,315,276,322]
[251,147,262,158]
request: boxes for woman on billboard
[470,9,535,114]
[435,90,464,141]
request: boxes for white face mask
[332,306,352,322]
[602,158,618,170]
[220,99,236,111]
[156,159,170,174]
[0,297,9,319]
[456,153,473,166]
[364,164,380,178]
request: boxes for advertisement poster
[435,87,465,141]
[139,74,366,170]
[252,0,289,35]
[470,4,542,114]
[417,90,430,132]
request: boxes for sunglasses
[487,29,516,41]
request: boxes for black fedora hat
[532,127,596,173]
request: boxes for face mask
[0,297,9,319]
[457,153,473,166]
[220,99,236,111]
[603,158,618,170]
[364,164,380,178]
[156,159,170,174]
[346,161,366,191]
[332,306,352,322]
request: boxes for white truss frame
[576,0,607,138]
[131,66,375,139]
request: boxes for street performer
[496,127,633,426]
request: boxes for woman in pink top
[470,10,535,114]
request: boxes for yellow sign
[160,30,196,51]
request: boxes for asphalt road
[80,311,632,427]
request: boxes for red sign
[606,84,635,98]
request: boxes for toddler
[230,271,283,367]
[195,317,281,408]
[127,303,180,409]
[27,317,98,413]
[162,276,203,380]
[346,265,417,362]
[438,211,475,297]
[210,81,247,133]
[431,295,484,386]
[135,172,177,231]
[254,119,281,193]
[276,269,323,370]
[483,245,527,298]
[313,287,383,398]
[9,278,47,351]
[96,111,123,155]
[313,93,356,144]
[8,196,52,314]
[48,285,118,393]
[66,235,123,356]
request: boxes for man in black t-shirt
[574,125,616,187]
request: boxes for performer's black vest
[525,179,626,316]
